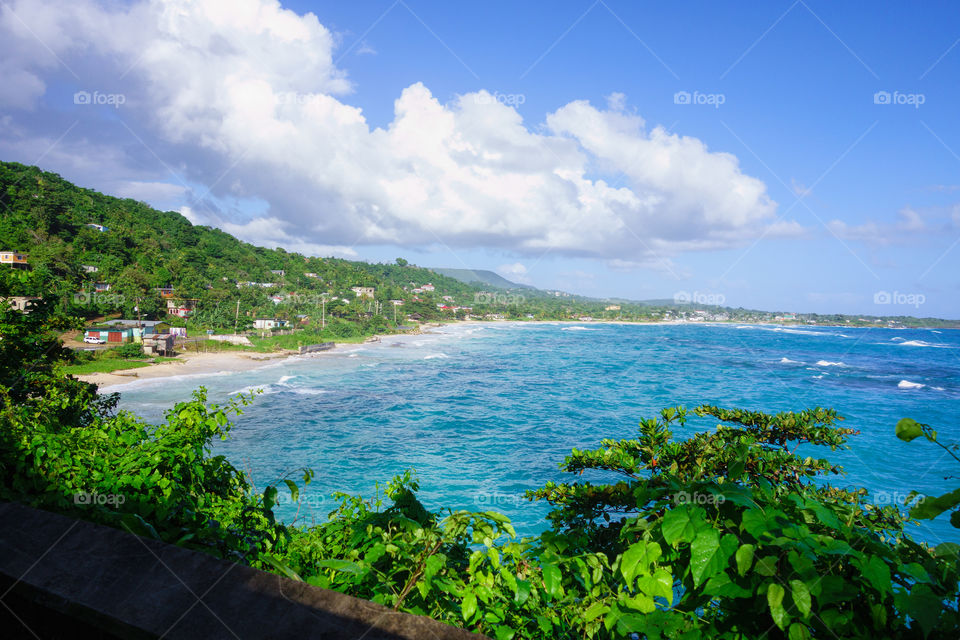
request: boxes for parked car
[83,336,106,344]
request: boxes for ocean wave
[561,326,597,331]
[779,357,801,364]
[898,340,933,347]
[815,360,846,367]
[898,380,925,389]
[424,353,449,360]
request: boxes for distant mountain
[429,268,535,290]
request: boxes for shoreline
[81,318,947,392]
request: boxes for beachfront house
[142,333,175,356]
[0,251,29,270]
[98,319,171,342]
[84,325,134,343]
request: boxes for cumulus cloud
[0,0,780,264]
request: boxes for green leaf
[895,418,924,442]
[636,568,674,605]
[689,530,738,587]
[541,562,562,600]
[790,580,811,617]
[283,479,299,502]
[754,556,778,576]
[934,542,960,559]
[261,554,302,581]
[910,488,960,521]
[514,579,531,605]
[494,626,515,640]
[461,591,477,622]
[622,592,656,613]
[788,622,811,640]
[855,556,891,596]
[767,582,790,630]
[620,540,661,583]
[583,602,610,621]
[703,573,751,598]
[314,559,363,575]
[661,505,707,546]
[735,544,755,576]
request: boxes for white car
[83,336,106,344]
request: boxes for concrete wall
[0,502,486,640]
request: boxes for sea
[114,322,960,545]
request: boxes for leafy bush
[2,269,958,638]
[112,342,147,359]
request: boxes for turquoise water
[115,322,960,545]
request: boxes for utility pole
[321,294,326,330]
[234,298,240,334]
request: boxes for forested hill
[0,161,486,323]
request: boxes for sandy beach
[78,349,307,390]
[75,319,694,391]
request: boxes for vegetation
[2,269,958,638]
[2,160,955,335]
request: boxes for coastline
[81,318,944,392]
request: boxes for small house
[156,286,175,298]
[351,286,375,299]
[93,282,111,292]
[86,223,109,232]
[271,269,285,277]
[3,296,40,313]
[166,299,197,318]
[421,284,435,292]
[0,251,29,270]
[253,318,288,330]
[84,325,134,343]
[81,265,99,273]
[143,334,175,356]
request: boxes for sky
[1,0,959,317]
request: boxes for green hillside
[0,161,486,328]
[430,267,534,290]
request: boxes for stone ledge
[0,502,486,640]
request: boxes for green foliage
[896,417,960,530]
[2,269,958,638]
[112,342,147,358]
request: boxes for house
[605,305,621,311]
[351,286,375,299]
[100,319,171,342]
[3,296,40,313]
[389,299,404,306]
[0,251,29,270]
[271,269,285,276]
[81,265,99,273]
[411,288,424,294]
[253,318,288,330]
[156,286,175,298]
[84,325,134,343]
[86,223,109,232]
[166,298,197,318]
[407,313,423,321]
[296,314,310,324]
[442,296,455,302]
[143,334,175,356]
[270,294,286,304]
[421,283,435,292]
[93,282,111,292]
[304,272,318,278]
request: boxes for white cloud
[496,262,530,284]
[1,0,781,263]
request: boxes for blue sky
[1,1,959,316]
